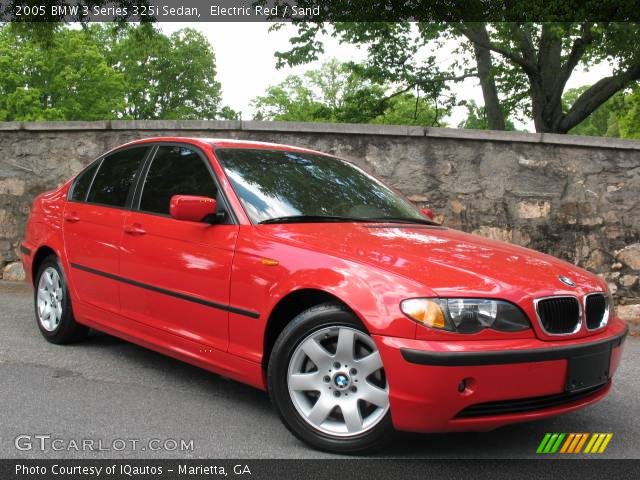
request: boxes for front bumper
[374,319,627,433]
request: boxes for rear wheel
[35,255,88,344]
[268,302,393,453]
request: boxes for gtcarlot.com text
[14,434,194,453]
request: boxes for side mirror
[420,208,435,220]
[170,195,218,223]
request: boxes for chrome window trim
[533,295,582,336]
[584,292,610,331]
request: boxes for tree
[371,93,446,126]
[0,23,230,121]
[217,106,241,120]
[252,59,446,125]
[0,25,126,120]
[618,88,640,138]
[272,1,640,133]
[97,24,223,120]
[562,85,640,138]
[562,86,624,137]
[457,101,516,130]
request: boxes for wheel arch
[262,288,360,369]
[31,245,58,286]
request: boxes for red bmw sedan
[21,138,627,453]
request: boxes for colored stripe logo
[537,433,613,454]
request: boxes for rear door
[118,144,238,351]
[63,146,150,313]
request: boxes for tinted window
[139,146,217,215]
[69,161,99,202]
[87,147,148,207]
[215,148,425,223]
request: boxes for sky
[160,23,613,131]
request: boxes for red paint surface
[169,195,217,223]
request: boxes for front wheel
[267,303,393,453]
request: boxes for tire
[267,302,394,454]
[34,255,89,344]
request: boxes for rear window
[87,147,148,208]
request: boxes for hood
[258,223,605,298]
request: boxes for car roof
[117,137,328,156]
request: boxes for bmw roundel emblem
[334,374,349,388]
[558,276,576,287]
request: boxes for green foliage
[457,101,516,130]
[0,25,126,121]
[619,88,640,139]
[370,94,444,126]
[217,106,242,120]
[563,86,623,137]
[562,85,640,138]
[252,59,446,126]
[100,24,223,119]
[0,23,229,121]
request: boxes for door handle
[64,213,80,223]
[124,224,146,235]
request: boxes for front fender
[227,226,429,363]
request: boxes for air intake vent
[455,383,607,418]
[585,294,609,330]
[536,296,581,334]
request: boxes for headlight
[400,298,530,333]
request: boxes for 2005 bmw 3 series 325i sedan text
[20,138,627,453]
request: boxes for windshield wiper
[259,215,372,224]
[258,215,438,225]
[367,216,438,226]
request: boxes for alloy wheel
[37,266,64,332]
[287,326,389,437]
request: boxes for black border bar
[70,262,260,319]
[401,325,628,366]
[3,459,640,480]
[3,1,640,22]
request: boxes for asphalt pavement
[1,281,638,459]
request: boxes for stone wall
[1,120,639,319]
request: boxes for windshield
[215,148,428,224]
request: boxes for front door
[118,145,238,352]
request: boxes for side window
[87,147,148,208]
[69,161,99,202]
[139,146,218,215]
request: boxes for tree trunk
[467,26,505,130]
[529,76,557,132]
[472,42,506,130]
[536,25,564,132]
